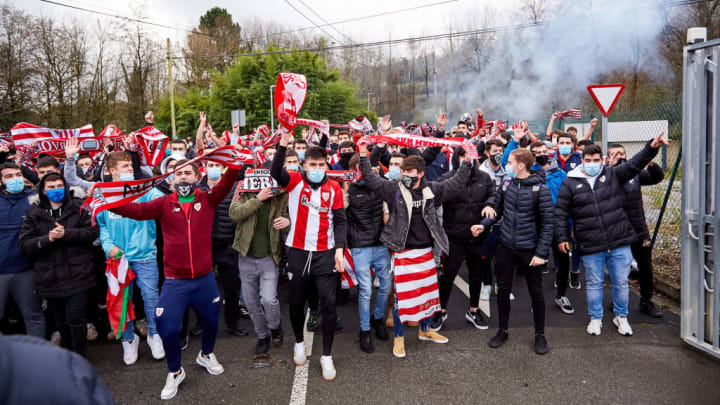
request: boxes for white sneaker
[50,330,62,346]
[320,355,336,381]
[613,316,634,336]
[480,285,492,301]
[586,319,602,336]
[160,367,185,400]
[373,276,380,288]
[510,292,515,301]
[122,333,140,365]
[147,334,166,360]
[494,284,515,301]
[196,351,224,375]
[87,323,98,341]
[293,342,307,366]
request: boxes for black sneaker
[371,317,389,341]
[359,330,374,353]
[569,272,581,289]
[488,329,509,348]
[639,299,663,318]
[271,327,284,347]
[239,305,250,319]
[335,314,343,331]
[430,311,447,331]
[464,309,488,330]
[306,310,319,332]
[255,337,270,355]
[554,296,575,315]
[534,334,549,355]
[228,322,249,337]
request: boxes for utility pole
[166,38,176,139]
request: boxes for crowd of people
[0,107,669,400]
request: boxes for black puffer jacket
[346,183,385,248]
[621,162,664,241]
[555,140,660,255]
[359,155,471,253]
[199,177,239,245]
[438,152,497,241]
[18,176,98,298]
[494,173,554,259]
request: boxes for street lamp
[270,85,276,132]
[367,92,374,111]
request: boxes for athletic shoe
[569,272,581,289]
[293,342,307,366]
[613,316,634,336]
[160,368,185,400]
[534,334,549,355]
[196,351,224,375]
[488,329,509,348]
[122,333,140,365]
[51,331,62,346]
[393,336,406,358]
[271,327,284,347]
[359,330,374,353]
[429,311,447,331]
[464,309,488,330]
[480,285,492,301]
[228,322,249,337]
[239,304,250,319]
[554,296,575,315]
[320,355,336,381]
[255,337,270,355]
[135,318,148,338]
[373,276,380,288]
[87,323,98,341]
[418,329,449,344]
[371,317,389,341]
[586,319,602,336]
[147,334,166,360]
[181,334,189,351]
[306,310,319,332]
[639,299,663,318]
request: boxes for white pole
[602,115,609,156]
[270,85,276,132]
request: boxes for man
[456,121,469,138]
[96,152,165,364]
[357,141,470,358]
[293,139,308,162]
[331,141,355,171]
[109,159,239,400]
[577,139,594,153]
[169,139,189,159]
[264,148,276,163]
[229,184,289,358]
[284,150,300,172]
[608,143,665,318]
[434,147,497,331]
[546,114,597,142]
[270,130,346,381]
[338,131,350,143]
[555,134,668,337]
[486,148,554,355]
[0,163,46,338]
[37,156,60,179]
[76,154,95,180]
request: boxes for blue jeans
[392,296,431,337]
[121,260,160,341]
[581,246,633,319]
[350,246,392,331]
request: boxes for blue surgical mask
[584,162,602,177]
[171,153,185,161]
[5,177,25,194]
[307,168,325,183]
[296,151,305,161]
[81,167,89,176]
[165,148,171,156]
[119,173,134,182]
[46,187,65,203]
[73,153,79,161]
[387,166,401,180]
[207,167,222,181]
[286,164,299,171]
[167,173,174,182]
[558,145,573,156]
[505,164,516,179]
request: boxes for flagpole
[166,38,177,140]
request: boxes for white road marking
[289,309,315,405]
[453,277,491,318]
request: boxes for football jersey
[285,171,344,251]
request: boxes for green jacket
[229,190,289,265]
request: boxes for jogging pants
[495,246,545,334]
[287,247,339,356]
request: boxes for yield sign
[587,84,625,117]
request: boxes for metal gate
[681,36,720,358]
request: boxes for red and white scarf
[11,122,95,156]
[135,126,170,167]
[274,73,307,131]
[393,247,441,323]
[557,108,582,120]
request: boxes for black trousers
[287,247,339,356]
[213,243,241,328]
[553,244,570,298]
[47,291,89,356]
[439,238,490,309]
[495,246,545,334]
[631,240,654,301]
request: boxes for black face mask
[175,182,196,197]
[401,175,418,189]
[615,158,628,166]
[339,152,354,161]
[103,174,112,182]
[490,153,503,165]
[535,155,549,166]
[330,143,339,151]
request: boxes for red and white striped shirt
[285,171,344,251]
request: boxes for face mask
[551,138,558,146]
[615,158,627,166]
[401,175,418,189]
[307,168,325,183]
[340,152,354,161]
[103,174,112,182]
[558,145,573,156]
[171,152,185,161]
[81,167,89,176]
[175,182,196,197]
[165,148,171,156]
[490,153,503,165]
[584,162,602,177]
[387,166,401,180]
[286,164,299,171]
[296,151,305,161]
[73,153,79,161]
[119,173,134,182]
[330,142,339,150]
[535,155,549,166]
[167,173,174,182]
[5,177,24,194]
[505,164,516,179]
[46,187,65,203]
[207,167,222,181]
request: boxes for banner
[360,130,467,149]
[11,122,95,157]
[274,73,307,131]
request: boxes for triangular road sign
[587,84,625,117]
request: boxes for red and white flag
[484,120,507,133]
[11,122,94,156]
[393,247,441,323]
[135,126,169,167]
[349,116,373,132]
[557,108,582,120]
[340,249,358,289]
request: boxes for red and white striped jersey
[285,171,344,251]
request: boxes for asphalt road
[87,266,720,404]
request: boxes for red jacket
[111,169,239,279]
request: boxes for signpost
[231,110,246,127]
[587,84,625,154]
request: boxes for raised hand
[435,108,449,128]
[65,136,80,159]
[650,131,669,148]
[145,111,154,123]
[256,187,273,201]
[590,117,598,127]
[381,115,392,133]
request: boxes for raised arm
[581,118,598,141]
[614,134,666,183]
[358,143,397,203]
[270,131,292,187]
[111,194,165,221]
[546,112,558,138]
[639,161,665,186]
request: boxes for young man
[357,141,471,358]
[270,130,346,381]
[487,149,554,354]
[76,154,95,180]
[331,141,355,170]
[0,163,46,338]
[555,134,667,337]
[109,159,240,400]
[293,139,308,162]
[169,139,189,159]
[96,152,165,364]
[284,150,300,172]
[608,143,665,318]
[577,139,594,153]
[37,156,60,179]
[338,131,350,143]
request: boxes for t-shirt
[285,171,344,251]
[248,200,270,258]
[404,188,433,249]
[178,193,195,216]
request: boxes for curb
[654,276,681,302]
